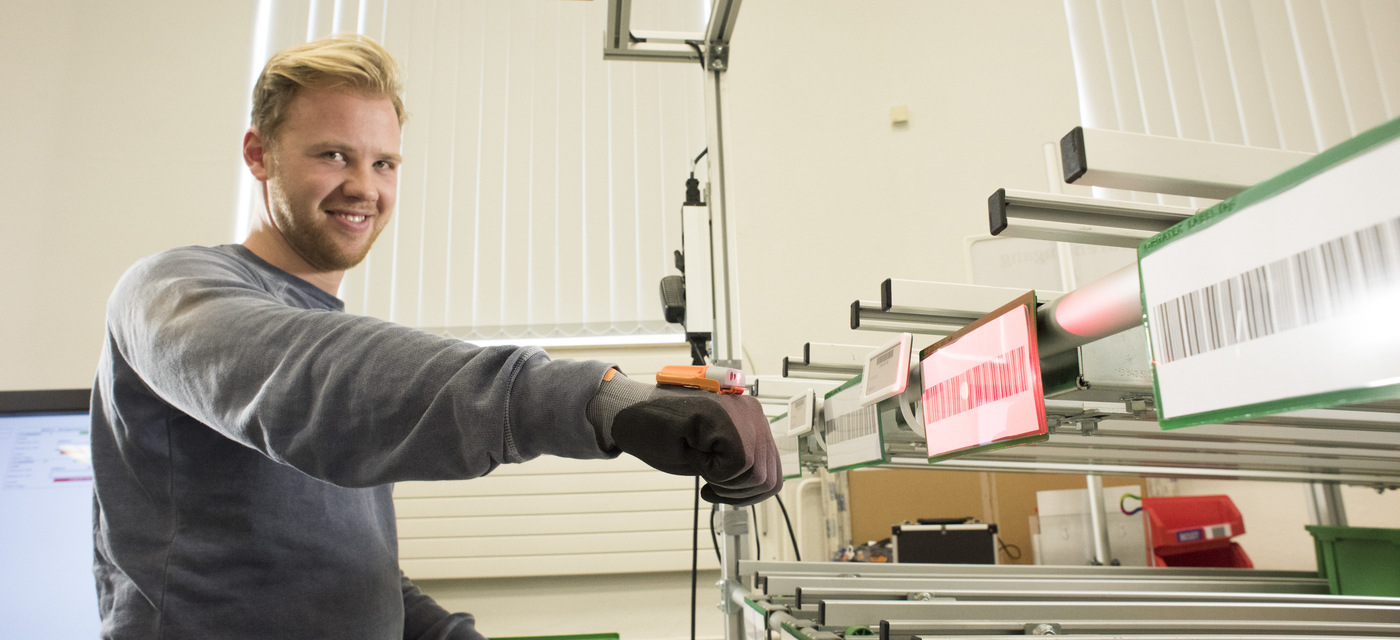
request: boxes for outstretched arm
[105,247,615,488]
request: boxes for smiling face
[244,86,402,286]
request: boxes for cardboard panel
[848,468,1140,564]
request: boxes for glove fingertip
[700,481,782,507]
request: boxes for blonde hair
[251,34,406,147]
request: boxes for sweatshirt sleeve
[106,248,617,488]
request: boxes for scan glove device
[587,366,782,506]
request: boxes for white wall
[0,0,255,391]
[724,0,1086,377]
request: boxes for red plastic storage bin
[1141,495,1252,568]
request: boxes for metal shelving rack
[602,2,1400,637]
[725,129,1400,638]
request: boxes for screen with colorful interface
[919,291,1048,462]
[0,406,101,637]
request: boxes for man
[91,35,779,639]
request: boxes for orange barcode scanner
[656,365,746,395]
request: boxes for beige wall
[725,0,1085,377]
[1,0,254,391]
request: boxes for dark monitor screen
[0,389,101,637]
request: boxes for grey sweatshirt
[91,245,616,639]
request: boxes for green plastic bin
[1306,525,1400,597]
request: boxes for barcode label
[923,346,1030,424]
[775,433,798,456]
[826,405,878,444]
[1151,216,1400,364]
[1208,524,1231,539]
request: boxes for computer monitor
[0,389,101,637]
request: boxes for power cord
[774,495,801,561]
[708,503,721,565]
[690,476,699,640]
[690,490,804,640]
[684,147,708,207]
[685,41,707,71]
[997,536,1023,561]
[750,505,761,559]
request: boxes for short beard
[265,163,380,272]
[271,201,376,271]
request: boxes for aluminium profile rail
[879,619,1400,640]
[818,599,1400,629]
[988,187,1196,248]
[1060,126,1315,199]
[850,300,967,335]
[767,575,1330,600]
[851,280,1062,335]
[782,343,871,379]
[745,559,1322,583]
[794,587,1400,607]
[750,375,846,399]
[743,562,1395,640]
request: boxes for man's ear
[244,128,271,181]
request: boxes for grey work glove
[588,373,782,506]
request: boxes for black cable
[708,503,721,565]
[997,537,1023,561]
[691,476,699,640]
[685,41,707,71]
[689,339,708,366]
[685,147,709,207]
[750,505,760,560]
[775,495,801,562]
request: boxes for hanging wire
[997,536,1023,561]
[690,476,699,640]
[708,503,721,565]
[685,41,707,71]
[775,494,801,562]
[750,505,761,560]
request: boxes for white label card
[1141,137,1400,420]
[771,414,802,480]
[825,378,884,471]
[743,602,766,640]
